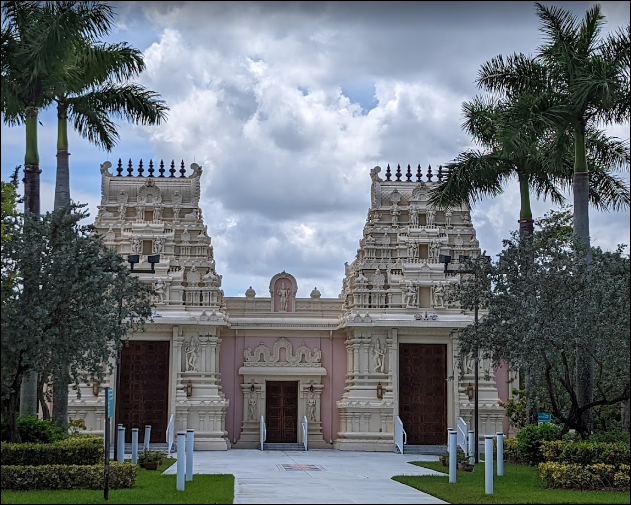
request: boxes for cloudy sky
[2,1,629,298]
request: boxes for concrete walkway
[163,449,448,504]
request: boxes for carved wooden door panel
[399,344,447,445]
[265,381,298,443]
[119,341,170,443]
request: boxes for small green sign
[106,388,114,418]
[538,413,552,424]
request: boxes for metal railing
[260,415,266,451]
[302,416,308,451]
[166,414,175,454]
[457,417,468,454]
[395,416,407,454]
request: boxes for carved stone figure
[153,236,164,254]
[153,206,162,222]
[131,237,141,253]
[307,392,316,422]
[153,278,166,304]
[136,205,145,222]
[185,336,200,372]
[444,209,453,228]
[391,202,400,227]
[405,283,417,308]
[433,281,445,308]
[371,338,385,373]
[277,282,290,311]
[248,393,257,421]
[429,238,440,259]
[409,205,419,227]
[118,204,126,220]
[426,209,436,226]
[462,211,472,226]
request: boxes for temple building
[69,160,510,451]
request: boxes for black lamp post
[439,253,489,464]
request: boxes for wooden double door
[118,341,170,443]
[399,344,447,445]
[265,381,298,443]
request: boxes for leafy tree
[476,3,630,431]
[2,0,117,416]
[450,210,630,438]
[1,204,153,442]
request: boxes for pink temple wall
[220,333,347,445]
[494,362,511,435]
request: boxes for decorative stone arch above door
[269,271,298,312]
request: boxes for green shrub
[503,437,522,462]
[1,415,67,443]
[1,436,103,466]
[515,423,563,464]
[0,462,136,491]
[538,462,628,490]
[540,440,565,462]
[560,441,630,467]
[589,429,631,444]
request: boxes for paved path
[163,449,448,504]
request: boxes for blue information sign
[538,413,552,424]
[106,388,114,418]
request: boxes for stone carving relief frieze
[243,337,321,367]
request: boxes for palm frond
[427,151,513,209]
[69,99,119,151]
[586,170,630,212]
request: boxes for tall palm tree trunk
[52,101,71,430]
[19,105,41,417]
[518,171,538,424]
[573,125,594,434]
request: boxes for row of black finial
[114,159,188,177]
[384,164,443,182]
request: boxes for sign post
[104,387,113,500]
[538,413,552,425]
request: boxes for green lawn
[393,461,630,504]
[0,459,234,504]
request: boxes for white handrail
[260,415,266,451]
[302,416,308,451]
[457,417,468,454]
[395,416,407,454]
[166,414,175,454]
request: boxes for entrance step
[403,445,447,455]
[264,443,305,451]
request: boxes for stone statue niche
[270,271,297,313]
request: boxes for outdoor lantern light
[127,254,160,273]
[376,382,383,399]
[186,379,193,397]
[466,382,474,401]
[309,383,315,394]
[250,382,256,393]
[92,380,101,396]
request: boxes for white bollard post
[468,430,475,466]
[176,431,186,491]
[144,425,152,451]
[496,432,504,477]
[186,429,194,482]
[485,435,494,495]
[117,425,125,463]
[448,430,457,484]
[131,428,139,464]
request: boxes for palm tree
[1,0,116,416]
[52,38,169,209]
[50,37,168,429]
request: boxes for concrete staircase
[402,445,447,455]
[263,443,305,451]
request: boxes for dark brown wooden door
[118,341,170,443]
[399,344,447,445]
[265,381,298,443]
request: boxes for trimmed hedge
[538,462,630,490]
[540,440,630,466]
[0,462,136,491]
[1,436,103,466]
[515,423,563,464]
